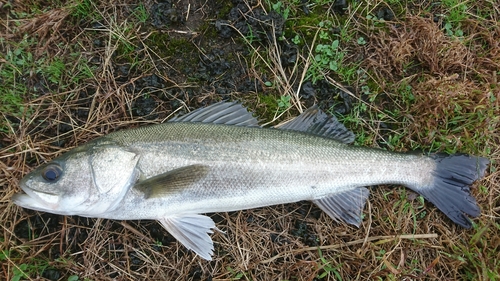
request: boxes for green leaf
[329,61,338,71]
[331,39,339,49]
[0,249,9,261]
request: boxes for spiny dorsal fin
[169,102,259,126]
[134,165,210,199]
[313,187,370,226]
[159,214,217,260]
[275,106,355,144]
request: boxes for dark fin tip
[419,154,488,228]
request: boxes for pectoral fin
[159,215,217,260]
[313,187,370,226]
[134,165,210,199]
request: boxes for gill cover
[90,145,140,194]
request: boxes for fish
[12,102,489,260]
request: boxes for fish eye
[41,164,63,182]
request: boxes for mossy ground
[1,0,499,280]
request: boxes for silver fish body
[12,102,489,260]
[103,122,432,218]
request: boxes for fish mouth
[13,178,60,211]
[11,192,57,212]
[12,192,43,209]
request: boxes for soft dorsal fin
[313,187,370,226]
[169,102,259,126]
[275,106,355,144]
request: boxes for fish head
[12,142,140,216]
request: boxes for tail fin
[414,154,488,228]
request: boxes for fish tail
[411,154,488,228]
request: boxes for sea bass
[12,102,488,260]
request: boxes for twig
[260,233,438,263]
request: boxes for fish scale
[105,123,425,210]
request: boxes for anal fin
[159,214,217,260]
[313,187,370,227]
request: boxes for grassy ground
[1,0,499,280]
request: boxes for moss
[198,21,219,39]
[215,0,234,19]
[282,8,357,49]
[113,43,136,65]
[143,33,199,74]
[143,32,171,57]
[145,33,196,57]
[284,13,324,43]
[255,92,281,123]
[294,13,323,28]
[165,38,197,56]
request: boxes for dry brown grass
[364,13,499,149]
[1,0,499,280]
